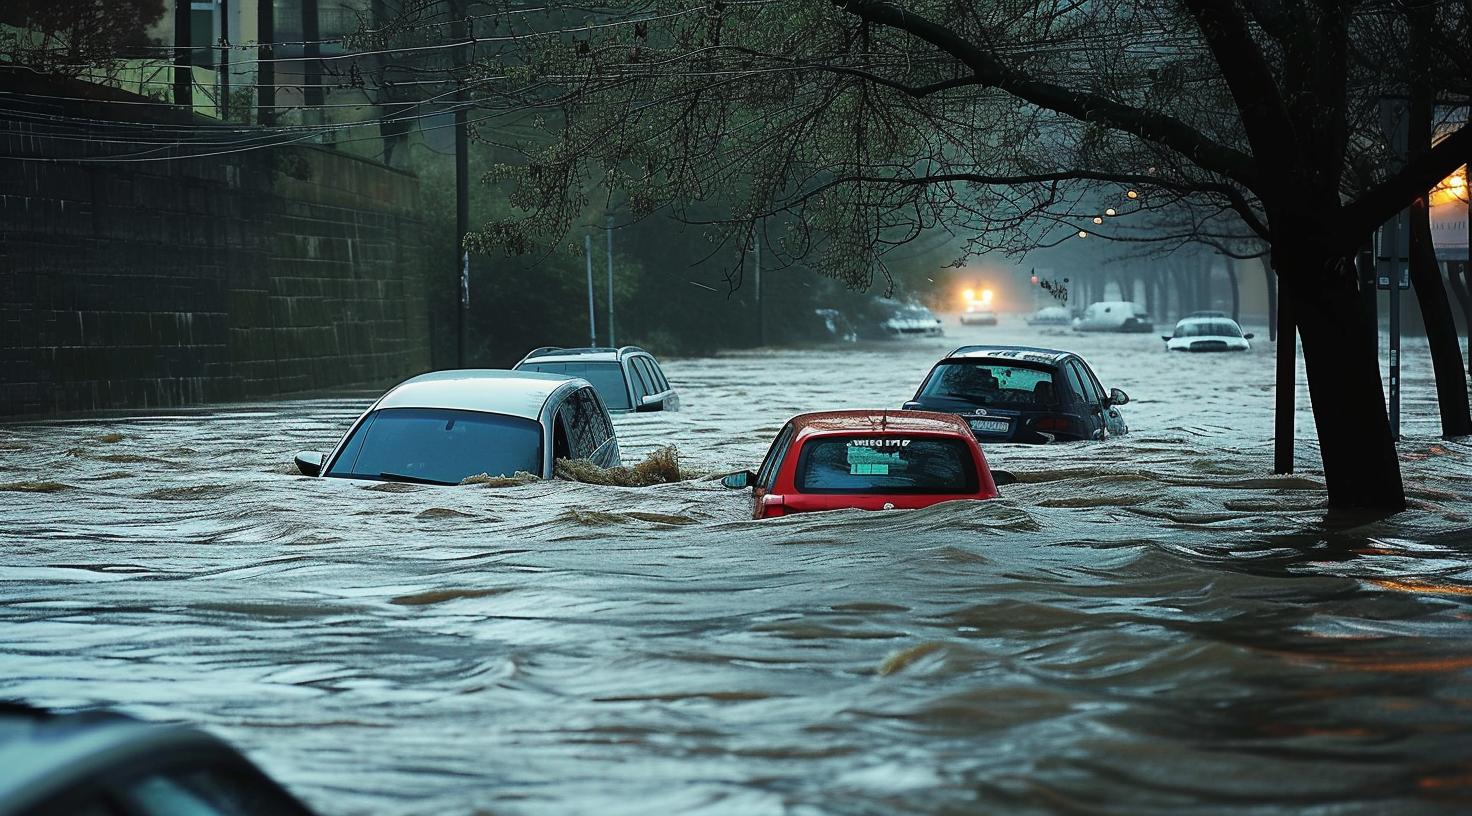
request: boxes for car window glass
[627,359,652,402]
[1062,363,1089,404]
[632,358,658,396]
[794,437,978,494]
[647,359,670,391]
[325,408,543,484]
[559,390,603,458]
[520,361,630,410]
[918,361,1058,407]
[757,424,794,489]
[1073,362,1106,403]
[122,766,306,816]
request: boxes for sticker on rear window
[847,441,905,475]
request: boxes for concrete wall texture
[1,107,430,416]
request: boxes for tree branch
[833,0,1261,188]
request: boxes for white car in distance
[1163,316,1254,352]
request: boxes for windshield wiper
[378,471,454,486]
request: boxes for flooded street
[3,320,1472,815]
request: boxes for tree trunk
[1408,212,1472,436]
[1405,0,1471,437]
[1450,261,1472,381]
[1225,258,1240,322]
[1274,262,1294,474]
[1279,240,1405,512]
[1264,257,1277,341]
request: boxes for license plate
[968,418,1010,434]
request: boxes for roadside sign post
[585,234,597,348]
[606,214,615,347]
[1377,96,1410,440]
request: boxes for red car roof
[787,409,974,438]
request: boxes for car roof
[374,369,582,419]
[517,345,652,364]
[1175,315,1240,325]
[787,410,974,438]
[944,345,1071,365]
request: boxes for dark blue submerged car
[903,345,1131,443]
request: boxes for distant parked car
[809,308,858,343]
[1164,316,1254,352]
[1026,306,1072,326]
[721,410,1000,518]
[903,345,1130,443]
[293,370,620,484]
[960,303,998,325]
[515,346,679,413]
[881,304,945,338]
[0,703,315,816]
[1074,301,1154,333]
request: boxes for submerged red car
[721,410,1002,518]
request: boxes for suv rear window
[794,436,978,494]
[518,361,630,410]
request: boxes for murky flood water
[3,320,1471,815]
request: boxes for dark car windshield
[1174,320,1243,338]
[326,408,543,484]
[918,360,1060,407]
[795,436,979,494]
[517,361,630,409]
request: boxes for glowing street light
[1092,216,1104,224]
[1105,208,1116,216]
[1126,190,1139,200]
[1077,230,1089,238]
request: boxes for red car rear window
[793,436,979,494]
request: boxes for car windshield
[1175,320,1242,338]
[918,361,1059,407]
[795,436,978,494]
[326,408,542,484]
[896,307,933,319]
[518,361,630,409]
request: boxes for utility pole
[218,0,230,119]
[256,0,274,125]
[585,234,597,348]
[173,0,192,108]
[754,227,764,346]
[451,2,470,367]
[606,214,616,347]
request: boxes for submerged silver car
[293,370,620,485]
[514,346,679,413]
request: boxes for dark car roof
[944,345,1073,366]
[787,410,975,439]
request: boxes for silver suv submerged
[514,346,680,413]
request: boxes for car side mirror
[721,471,754,489]
[294,451,324,476]
[1160,335,1171,342]
[1244,332,1255,340]
[901,400,922,410]
[1109,388,1130,406]
[636,394,665,412]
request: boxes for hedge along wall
[0,97,431,416]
